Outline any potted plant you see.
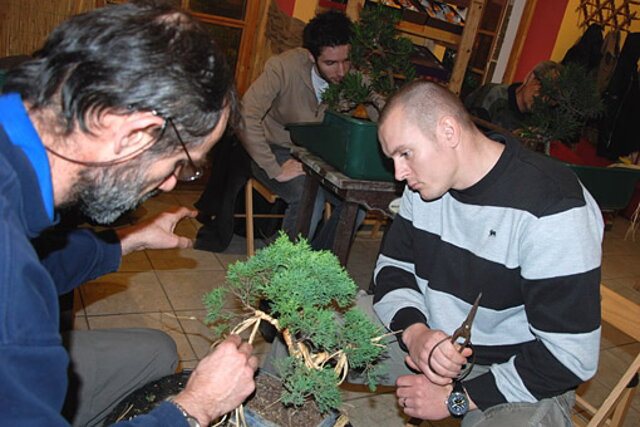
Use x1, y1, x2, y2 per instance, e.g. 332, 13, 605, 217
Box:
204, 233, 389, 426
105, 234, 389, 426
288, 2, 416, 182
517, 62, 604, 153
322, 2, 415, 117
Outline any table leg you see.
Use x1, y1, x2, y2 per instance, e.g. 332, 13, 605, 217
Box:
333, 202, 360, 266
294, 173, 320, 239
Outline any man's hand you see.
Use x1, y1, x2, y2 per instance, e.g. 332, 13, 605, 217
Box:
396, 373, 452, 420
172, 335, 258, 425
396, 373, 477, 420
402, 323, 472, 385
116, 206, 197, 255
274, 159, 304, 182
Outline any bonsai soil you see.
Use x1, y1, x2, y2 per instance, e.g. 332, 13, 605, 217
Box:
103, 371, 331, 427
243, 373, 328, 427
103, 371, 190, 425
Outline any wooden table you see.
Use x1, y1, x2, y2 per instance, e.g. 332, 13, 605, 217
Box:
292, 147, 404, 265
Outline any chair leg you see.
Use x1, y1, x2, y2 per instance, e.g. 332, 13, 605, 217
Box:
245, 179, 255, 257
324, 202, 332, 223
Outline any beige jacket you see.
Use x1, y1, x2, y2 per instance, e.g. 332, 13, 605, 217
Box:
240, 48, 326, 179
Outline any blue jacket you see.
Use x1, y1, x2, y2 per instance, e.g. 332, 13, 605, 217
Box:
0, 93, 187, 426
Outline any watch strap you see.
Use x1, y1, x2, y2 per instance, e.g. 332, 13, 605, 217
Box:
166, 396, 202, 427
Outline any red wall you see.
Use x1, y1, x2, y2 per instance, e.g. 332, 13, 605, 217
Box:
277, 0, 296, 16
513, 0, 569, 81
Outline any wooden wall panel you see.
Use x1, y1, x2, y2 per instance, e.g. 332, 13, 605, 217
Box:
0, 0, 98, 58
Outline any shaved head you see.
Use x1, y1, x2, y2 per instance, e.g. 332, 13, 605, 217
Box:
380, 81, 474, 140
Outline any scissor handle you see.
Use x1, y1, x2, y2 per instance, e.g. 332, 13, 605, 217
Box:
450, 325, 472, 349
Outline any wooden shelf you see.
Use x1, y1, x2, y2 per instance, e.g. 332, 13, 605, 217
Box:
396, 20, 461, 47
347, 0, 485, 95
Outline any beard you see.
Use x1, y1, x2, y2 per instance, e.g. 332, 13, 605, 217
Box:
74, 160, 158, 225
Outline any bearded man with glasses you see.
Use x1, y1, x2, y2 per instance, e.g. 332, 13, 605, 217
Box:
0, 2, 256, 426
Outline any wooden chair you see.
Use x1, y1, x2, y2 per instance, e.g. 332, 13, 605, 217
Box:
241, 178, 284, 256
362, 210, 389, 239
573, 285, 640, 426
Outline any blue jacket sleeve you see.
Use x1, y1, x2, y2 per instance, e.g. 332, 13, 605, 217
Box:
32, 228, 122, 295
111, 402, 189, 426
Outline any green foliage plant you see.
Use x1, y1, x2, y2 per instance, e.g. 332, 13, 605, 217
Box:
323, 2, 416, 117
520, 62, 603, 147
203, 233, 389, 417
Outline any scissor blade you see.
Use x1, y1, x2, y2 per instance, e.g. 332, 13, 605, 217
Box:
464, 292, 482, 327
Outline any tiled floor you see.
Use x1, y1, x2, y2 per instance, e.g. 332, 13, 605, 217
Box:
73, 189, 640, 426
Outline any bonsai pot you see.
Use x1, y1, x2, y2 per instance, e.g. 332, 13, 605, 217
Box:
287, 111, 396, 182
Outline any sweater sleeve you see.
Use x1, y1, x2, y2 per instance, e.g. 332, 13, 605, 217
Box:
240, 56, 286, 179
33, 228, 122, 295
111, 402, 188, 426
372, 189, 428, 348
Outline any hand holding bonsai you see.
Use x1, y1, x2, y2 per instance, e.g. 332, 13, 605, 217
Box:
171, 335, 258, 426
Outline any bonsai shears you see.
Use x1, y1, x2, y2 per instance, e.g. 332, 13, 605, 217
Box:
449, 292, 482, 350
427, 292, 482, 379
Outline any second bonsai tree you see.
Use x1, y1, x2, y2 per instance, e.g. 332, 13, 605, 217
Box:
322, 2, 416, 118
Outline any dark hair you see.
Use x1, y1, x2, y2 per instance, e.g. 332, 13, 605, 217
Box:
303, 10, 352, 59
380, 81, 474, 139
2, 1, 236, 151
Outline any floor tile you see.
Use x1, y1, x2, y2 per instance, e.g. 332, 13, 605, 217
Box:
119, 250, 153, 272
146, 247, 224, 271
155, 269, 239, 311
79, 271, 172, 315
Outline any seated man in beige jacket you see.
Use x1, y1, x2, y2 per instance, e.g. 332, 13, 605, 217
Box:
239, 10, 357, 248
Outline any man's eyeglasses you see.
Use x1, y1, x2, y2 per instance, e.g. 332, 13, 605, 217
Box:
45, 116, 203, 182
166, 118, 203, 182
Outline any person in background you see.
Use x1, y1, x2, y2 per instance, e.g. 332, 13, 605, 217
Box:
464, 61, 561, 132
0, 2, 256, 426
211, 10, 355, 249
367, 80, 603, 425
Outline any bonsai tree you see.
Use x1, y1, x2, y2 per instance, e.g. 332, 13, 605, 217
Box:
203, 233, 389, 422
518, 62, 603, 150
323, 2, 416, 118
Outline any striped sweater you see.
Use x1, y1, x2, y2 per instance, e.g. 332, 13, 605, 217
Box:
373, 134, 603, 410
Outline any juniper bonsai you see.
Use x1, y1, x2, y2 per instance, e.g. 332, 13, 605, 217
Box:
203, 233, 389, 416
519, 62, 603, 147
323, 2, 415, 117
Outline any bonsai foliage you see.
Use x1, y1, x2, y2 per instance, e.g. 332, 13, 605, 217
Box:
203, 233, 388, 414
520, 62, 603, 145
323, 2, 415, 116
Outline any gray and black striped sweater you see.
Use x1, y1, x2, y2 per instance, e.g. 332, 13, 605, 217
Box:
373, 133, 603, 410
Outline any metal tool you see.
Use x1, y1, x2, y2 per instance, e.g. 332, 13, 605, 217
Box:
449, 292, 482, 351
427, 292, 482, 379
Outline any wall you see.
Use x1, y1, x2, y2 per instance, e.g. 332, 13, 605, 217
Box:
293, 0, 318, 22
512, 0, 569, 81
552, 0, 640, 62
513, 0, 640, 82
0, 0, 97, 57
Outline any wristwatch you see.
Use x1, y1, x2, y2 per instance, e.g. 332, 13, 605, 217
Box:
166, 396, 202, 427
446, 380, 469, 417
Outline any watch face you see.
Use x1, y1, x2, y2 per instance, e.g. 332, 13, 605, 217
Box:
447, 391, 469, 417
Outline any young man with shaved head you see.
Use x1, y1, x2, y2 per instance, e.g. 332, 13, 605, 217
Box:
366, 81, 603, 425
